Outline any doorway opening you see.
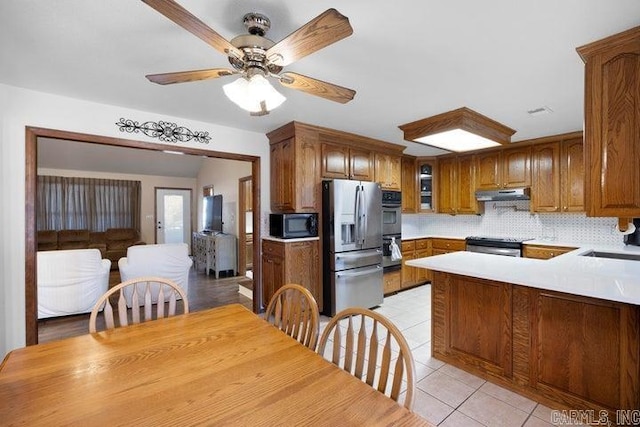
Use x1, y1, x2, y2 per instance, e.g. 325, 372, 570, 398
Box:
25, 127, 262, 345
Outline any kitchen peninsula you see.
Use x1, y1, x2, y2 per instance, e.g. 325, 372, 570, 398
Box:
407, 248, 640, 419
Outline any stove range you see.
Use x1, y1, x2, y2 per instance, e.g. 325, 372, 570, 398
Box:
465, 236, 534, 256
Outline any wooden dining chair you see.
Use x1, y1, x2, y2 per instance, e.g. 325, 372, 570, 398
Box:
89, 276, 189, 333
264, 284, 320, 350
317, 307, 416, 410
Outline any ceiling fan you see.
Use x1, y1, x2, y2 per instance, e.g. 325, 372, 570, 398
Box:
141, 0, 356, 115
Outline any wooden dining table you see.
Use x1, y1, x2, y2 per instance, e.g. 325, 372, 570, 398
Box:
0, 304, 432, 426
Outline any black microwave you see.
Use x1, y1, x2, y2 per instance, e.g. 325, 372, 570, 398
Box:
269, 213, 318, 239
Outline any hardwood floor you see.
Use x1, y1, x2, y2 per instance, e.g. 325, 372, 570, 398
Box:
37, 267, 253, 344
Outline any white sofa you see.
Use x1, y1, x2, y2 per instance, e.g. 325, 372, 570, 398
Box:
118, 243, 192, 304
37, 249, 111, 319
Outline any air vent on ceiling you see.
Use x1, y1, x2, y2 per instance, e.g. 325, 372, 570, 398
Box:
527, 106, 553, 117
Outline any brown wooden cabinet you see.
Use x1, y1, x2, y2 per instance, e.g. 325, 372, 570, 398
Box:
414, 239, 431, 284
267, 125, 321, 213
418, 160, 436, 212
522, 244, 577, 259
437, 154, 481, 215
374, 153, 401, 190
401, 156, 418, 213
400, 240, 416, 288
401, 238, 434, 288
383, 270, 401, 295
578, 26, 640, 219
321, 142, 374, 181
261, 238, 321, 311
476, 145, 531, 190
432, 271, 640, 418
531, 136, 584, 213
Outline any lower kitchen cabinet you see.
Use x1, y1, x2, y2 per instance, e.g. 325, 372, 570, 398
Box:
400, 240, 416, 288
432, 271, 640, 418
261, 238, 321, 311
383, 270, 401, 295
401, 238, 431, 289
431, 238, 465, 255
523, 244, 576, 260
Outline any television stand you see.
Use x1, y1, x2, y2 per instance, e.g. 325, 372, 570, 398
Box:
192, 232, 237, 278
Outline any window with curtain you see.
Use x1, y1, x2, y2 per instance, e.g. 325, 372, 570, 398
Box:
37, 176, 141, 231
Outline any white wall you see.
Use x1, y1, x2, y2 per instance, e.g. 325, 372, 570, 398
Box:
37, 168, 198, 245
0, 83, 271, 357
196, 158, 252, 236
0, 88, 7, 357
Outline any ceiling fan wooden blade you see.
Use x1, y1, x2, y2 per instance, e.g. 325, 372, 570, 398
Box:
266, 9, 353, 67
141, 0, 243, 60
146, 68, 236, 85
279, 72, 355, 104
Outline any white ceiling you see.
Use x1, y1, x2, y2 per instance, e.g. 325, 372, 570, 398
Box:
3, 0, 640, 159
38, 138, 207, 178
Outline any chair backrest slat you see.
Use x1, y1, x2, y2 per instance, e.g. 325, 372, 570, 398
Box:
365, 320, 379, 386
264, 284, 320, 350
89, 277, 189, 333
378, 330, 393, 393
354, 316, 367, 379
144, 282, 153, 321
344, 316, 354, 371
317, 307, 416, 410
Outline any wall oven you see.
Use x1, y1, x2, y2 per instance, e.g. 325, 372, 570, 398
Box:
381, 190, 402, 271
382, 234, 402, 271
382, 190, 402, 236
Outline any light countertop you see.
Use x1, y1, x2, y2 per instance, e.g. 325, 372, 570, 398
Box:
406, 245, 640, 305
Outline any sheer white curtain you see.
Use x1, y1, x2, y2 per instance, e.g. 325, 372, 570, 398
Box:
37, 176, 141, 231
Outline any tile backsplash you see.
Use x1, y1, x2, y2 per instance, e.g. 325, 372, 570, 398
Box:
402, 200, 625, 246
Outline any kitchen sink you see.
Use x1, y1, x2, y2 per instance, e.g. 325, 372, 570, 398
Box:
580, 250, 640, 261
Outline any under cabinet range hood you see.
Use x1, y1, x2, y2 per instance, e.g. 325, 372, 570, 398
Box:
475, 187, 531, 201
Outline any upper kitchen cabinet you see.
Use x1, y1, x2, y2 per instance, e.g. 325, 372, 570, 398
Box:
418, 159, 436, 212
267, 123, 321, 213
267, 121, 406, 211
321, 142, 374, 181
319, 128, 404, 182
374, 153, 401, 190
437, 154, 481, 215
401, 156, 418, 213
476, 145, 531, 190
532, 133, 584, 213
577, 26, 640, 219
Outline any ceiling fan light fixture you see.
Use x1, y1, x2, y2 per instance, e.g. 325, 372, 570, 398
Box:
223, 74, 286, 114
398, 107, 516, 153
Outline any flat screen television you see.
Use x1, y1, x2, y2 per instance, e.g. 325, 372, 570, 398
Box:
203, 194, 223, 233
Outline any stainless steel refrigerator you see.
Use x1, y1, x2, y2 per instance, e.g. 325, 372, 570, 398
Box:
322, 179, 383, 316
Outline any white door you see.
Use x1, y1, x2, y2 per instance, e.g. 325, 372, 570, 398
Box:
156, 189, 192, 249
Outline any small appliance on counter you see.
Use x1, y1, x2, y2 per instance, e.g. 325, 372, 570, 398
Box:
624, 218, 640, 246
269, 213, 318, 239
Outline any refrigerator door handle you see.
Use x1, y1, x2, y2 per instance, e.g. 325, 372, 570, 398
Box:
336, 265, 381, 278
360, 185, 367, 244
335, 249, 382, 261
355, 184, 366, 245
354, 185, 362, 244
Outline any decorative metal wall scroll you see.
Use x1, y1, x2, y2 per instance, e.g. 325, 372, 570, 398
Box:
115, 118, 211, 144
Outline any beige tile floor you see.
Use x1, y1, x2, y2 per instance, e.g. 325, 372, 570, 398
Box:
319, 284, 561, 427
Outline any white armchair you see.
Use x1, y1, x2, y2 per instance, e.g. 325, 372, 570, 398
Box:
37, 249, 111, 319
118, 243, 192, 304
